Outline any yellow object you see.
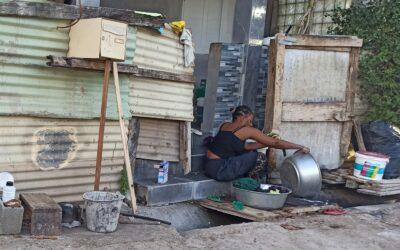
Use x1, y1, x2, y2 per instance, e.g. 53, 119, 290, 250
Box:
68, 18, 128, 61
170, 21, 186, 34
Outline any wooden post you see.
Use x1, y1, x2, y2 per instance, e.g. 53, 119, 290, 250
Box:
113, 62, 137, 213
94, 60, 111, 191
179, 121, 191, 175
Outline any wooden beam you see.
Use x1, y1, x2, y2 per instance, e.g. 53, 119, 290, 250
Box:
112, 62, 137, 213
280, 34, 363, 48
353, 119, 366, 151
264, 34, 286, 168
47, 56, 195, 83
94, 60, 111, 191
0, 1, 165, 28
286, 46, 351, 53
179, 121, 191, 175
340, 48, 361, 157
281, 102, 348, 122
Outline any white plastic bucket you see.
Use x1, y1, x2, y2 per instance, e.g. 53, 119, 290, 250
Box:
83, 191, 124, 233
354, 151, 390, 181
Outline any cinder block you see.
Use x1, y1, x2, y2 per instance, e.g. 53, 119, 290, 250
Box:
0, 200, 24, 235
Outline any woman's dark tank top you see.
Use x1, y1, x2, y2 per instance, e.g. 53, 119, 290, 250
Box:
208, 124, 246, 159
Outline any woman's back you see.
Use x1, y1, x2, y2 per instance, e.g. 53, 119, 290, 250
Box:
207, 123, 246, 159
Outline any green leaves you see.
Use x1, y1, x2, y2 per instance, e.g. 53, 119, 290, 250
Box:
329, 0, 400, 126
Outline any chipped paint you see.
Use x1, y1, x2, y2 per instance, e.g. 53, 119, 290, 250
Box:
31, 127, 78, 170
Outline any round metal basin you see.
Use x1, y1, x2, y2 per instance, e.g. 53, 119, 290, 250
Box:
279, 152, 322, 198
233, 185, 292, 210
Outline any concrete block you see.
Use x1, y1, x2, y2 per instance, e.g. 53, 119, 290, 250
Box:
0, 200, 24, 235
135, 177, 194, 206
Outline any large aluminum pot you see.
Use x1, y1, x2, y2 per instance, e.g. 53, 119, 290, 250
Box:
278, 152, 322, 197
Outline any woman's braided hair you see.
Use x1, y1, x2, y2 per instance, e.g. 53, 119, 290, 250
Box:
231, 105, 253, 121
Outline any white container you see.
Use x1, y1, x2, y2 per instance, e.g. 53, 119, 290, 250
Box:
83, 191, 124, 233
2, 181, 16, 203
157, 161, 169, 184
354, 151, 390, 181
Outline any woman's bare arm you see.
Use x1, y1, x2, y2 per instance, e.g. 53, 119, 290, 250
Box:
241, 127, 309, 153
244, 142, 267, 151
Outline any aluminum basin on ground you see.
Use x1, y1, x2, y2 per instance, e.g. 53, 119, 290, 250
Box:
233, 186, 292, 210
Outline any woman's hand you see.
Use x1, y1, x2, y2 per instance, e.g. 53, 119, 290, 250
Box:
296, 146, 310, 154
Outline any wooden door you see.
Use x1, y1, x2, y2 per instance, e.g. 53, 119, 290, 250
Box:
265, 34, 363, 169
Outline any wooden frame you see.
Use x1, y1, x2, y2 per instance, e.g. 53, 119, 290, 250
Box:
47, 56, 195, 83
0, 1, 164, 28
264, 33, 363, 169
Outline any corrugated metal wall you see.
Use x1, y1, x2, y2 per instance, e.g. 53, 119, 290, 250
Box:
0, 13, 193, 201
0, 16, 135, 120
0, 116, 124, 202
0, 116, 180, 202
134, 27, 193, 75
278, 0, 352, 35
129, 76, 194, 121
137, 118, 180, 162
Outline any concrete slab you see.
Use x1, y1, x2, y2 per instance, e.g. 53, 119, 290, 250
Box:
135, 173, 232, 205
135, 177, 194, 206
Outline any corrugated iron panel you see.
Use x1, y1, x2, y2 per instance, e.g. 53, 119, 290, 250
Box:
0, 116, 124, 202
129, 76, 194, 121
0, 16, 136, 65
0, 116, 181, 202
0, 16, 135, 120
0, 63, 130, 120
137, 118, 180, 162
134, 27, 194, 75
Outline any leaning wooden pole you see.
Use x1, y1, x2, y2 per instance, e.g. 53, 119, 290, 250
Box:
94, 60, 111, 191
112, 62, 138, 213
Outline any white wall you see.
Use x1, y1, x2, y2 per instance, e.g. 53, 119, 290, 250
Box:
182, 0, 236, 54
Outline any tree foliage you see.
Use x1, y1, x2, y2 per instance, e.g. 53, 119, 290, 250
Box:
329, 0, 400, 125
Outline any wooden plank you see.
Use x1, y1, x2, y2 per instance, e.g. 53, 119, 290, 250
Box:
0, 1, 165, 28
94, 60, 111, 191
359, 185, 400, 192
179, 121, 191, 175
357, 189, 400, 197
281, 102, 347, 122
353, 119, 366, 151
340, 48, 360, 157
112, 62, 137, 213
287, 46, 351, 52
47, 56, 195, 83
128, 117, 140, 195
198, 199, 340, 221
264, 33, 286, 168
281, 34, 363, 48
197, 199, 280, 222
344, 175, 400, 185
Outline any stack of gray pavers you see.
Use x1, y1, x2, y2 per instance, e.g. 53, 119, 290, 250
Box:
254, 46, 269, 130
212, 44, 245, 135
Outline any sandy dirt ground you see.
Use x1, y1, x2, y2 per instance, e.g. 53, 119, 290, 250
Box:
1, 203, 400, 250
